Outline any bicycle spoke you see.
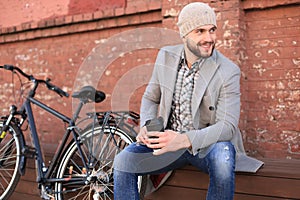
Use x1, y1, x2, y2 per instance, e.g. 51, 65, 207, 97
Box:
55, 126, 134, 200
0, 139, 15, 150
0, 121, 21, 200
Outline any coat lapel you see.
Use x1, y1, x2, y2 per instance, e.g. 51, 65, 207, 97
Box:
161, 46, 183, 125
160, 46, 219, 126
192, 51, 219, 120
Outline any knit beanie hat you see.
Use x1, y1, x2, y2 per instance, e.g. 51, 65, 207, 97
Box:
177, 2, 217, 37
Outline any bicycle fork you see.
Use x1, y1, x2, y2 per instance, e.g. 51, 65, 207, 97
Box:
0, 105, 18, 143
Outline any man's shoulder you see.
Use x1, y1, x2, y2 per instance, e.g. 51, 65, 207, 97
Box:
160, 44, 183, 56
161, 44, 183, 50
214, 50, 240, 73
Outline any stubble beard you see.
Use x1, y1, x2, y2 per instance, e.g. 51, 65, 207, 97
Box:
186, 38, 215, 58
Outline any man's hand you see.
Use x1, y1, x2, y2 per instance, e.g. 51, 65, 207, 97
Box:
146, 130, 191, 155
136, 126, 149, 145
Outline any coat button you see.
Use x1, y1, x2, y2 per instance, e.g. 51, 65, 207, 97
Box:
209, 106, 215, 111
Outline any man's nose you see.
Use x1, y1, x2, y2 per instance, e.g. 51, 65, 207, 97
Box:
203, 31, 213, 42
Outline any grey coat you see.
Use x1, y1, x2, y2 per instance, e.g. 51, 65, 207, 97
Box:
140, 44, 263, 173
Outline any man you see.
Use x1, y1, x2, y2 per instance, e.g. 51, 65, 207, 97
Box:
113, 2, 263, 200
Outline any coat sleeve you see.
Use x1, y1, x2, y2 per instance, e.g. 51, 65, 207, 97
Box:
185, 67, 241, 155
140, 49, 164, 127
140, 45, 182, 127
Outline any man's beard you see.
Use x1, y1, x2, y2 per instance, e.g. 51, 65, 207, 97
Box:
186, 38, 215, 58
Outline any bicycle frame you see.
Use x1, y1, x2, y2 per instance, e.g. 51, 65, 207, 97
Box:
0, 65, 142, 199
15, 95, 88, 184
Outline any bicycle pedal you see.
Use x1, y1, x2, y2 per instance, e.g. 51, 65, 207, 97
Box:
22, 146, 36, 158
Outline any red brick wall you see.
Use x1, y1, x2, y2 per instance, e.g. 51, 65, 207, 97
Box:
0, 0, 125, 28
242, 2, 300, 159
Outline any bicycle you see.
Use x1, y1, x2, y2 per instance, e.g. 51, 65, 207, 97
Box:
0, 64, 146, 200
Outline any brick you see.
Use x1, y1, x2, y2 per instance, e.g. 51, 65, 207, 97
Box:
93, 10, 104, 19
3, 33, 18, 42
15, 24, 23, 32
33, 29, 42, 38
45, 18, 55, 27
116, 16, 129, 26
38, 20, 47, 28
73, 14, 83, 23
7, 26, 16, 33
148, 0, 161, 10
103, 8, 115, 17
18, 32, 27, 41
55, 16, 65, 26
82, 21, 98, 32
64, 15, 73, 24
125, 5, 137, 15
106, 18, 118, 28
134, 1, 149, 12
28, 30, 39, 39
96, 19, 108, 29
242, 0, 300, 10
30, 21, 38, 29
115, 7, 125, 16
40, 29, 51, 37
128, 14, 140, 25
49, 27, 62, 36
83, 13, 93, 21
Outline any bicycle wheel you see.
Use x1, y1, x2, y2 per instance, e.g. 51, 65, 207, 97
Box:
0, 120, 22, 200
55, 125, 146, 200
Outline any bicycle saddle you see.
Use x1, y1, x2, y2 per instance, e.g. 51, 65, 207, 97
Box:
72, 86, 106, 103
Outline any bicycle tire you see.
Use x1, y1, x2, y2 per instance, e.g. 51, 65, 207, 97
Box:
54, 125, 146, 200
0, 120, 22, 200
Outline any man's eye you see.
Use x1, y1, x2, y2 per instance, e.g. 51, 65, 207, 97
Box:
196, 29, 205, 34
209, 28, 217, 33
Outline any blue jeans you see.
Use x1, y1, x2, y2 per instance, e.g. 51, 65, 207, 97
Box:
114, 141, 235, 200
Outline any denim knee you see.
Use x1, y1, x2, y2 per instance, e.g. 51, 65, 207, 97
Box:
113, 143, 150, 173
207, 142, 235, 180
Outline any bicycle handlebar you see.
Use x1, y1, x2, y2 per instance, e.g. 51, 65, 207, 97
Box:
1, 64, 69, 98
45, 78, 69, 97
